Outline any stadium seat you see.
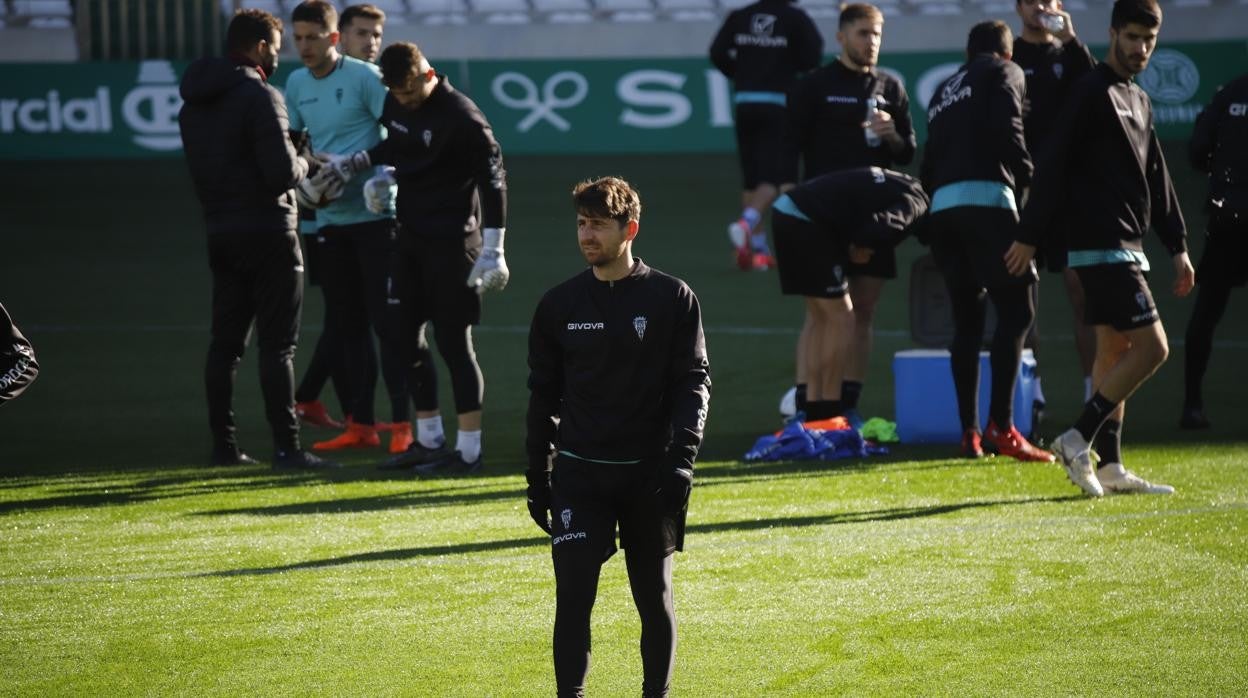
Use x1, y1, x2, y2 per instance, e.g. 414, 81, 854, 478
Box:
237, 0, 284, 15
472, 0, 531, 11
533, 0, 593, 11
483, 11, 533, 22
596, 0, 655, 10
655, 0, 715, 9
11, 0, 73, 17
609, 9, 658, 21
408, 0, 470, 13
369, 0, 411, 13
547, 10, 594, 21
670, 8, 718, 19
422, 12, 470, 24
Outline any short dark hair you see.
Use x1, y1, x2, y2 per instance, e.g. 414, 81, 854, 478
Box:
838, 3, 883, 28
379, 42, 425, 87
1111, 0, 1162, 29
340, 4, 385, 31
291, 1, 339, 32
967, 20, 1013, 58
573, 177, 642, 224
226, 9, 283, 54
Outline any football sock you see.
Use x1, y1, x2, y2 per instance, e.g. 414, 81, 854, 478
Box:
795, 383, 808, 413
1073, 392, 1118, 443
740, 206, 762, 233
417, 416, 444, 449
1094, 419, 1122, 464
1033, 376, 1046, 405
749, 231, 770, 254
1084, 376, 1093, 402
840, 381, 863, 410
805, 400, 842, 421
456, 429, 482, 462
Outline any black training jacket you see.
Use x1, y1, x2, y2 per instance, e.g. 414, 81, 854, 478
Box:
0, 302, 38, 405
1189, 72, 1248, 226
368, 77, 507, 238
178, 56, 307, 236
709, 0, 823, 94
785, 167, 929, 249
526, 260, 711, 475
788, 61, 916, 179
1019, 63, 1187, 255
1012, 36, 1096, 156
920, 53, 1032, 196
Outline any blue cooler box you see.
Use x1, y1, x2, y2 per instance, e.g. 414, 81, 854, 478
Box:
893, 349, 1036, 443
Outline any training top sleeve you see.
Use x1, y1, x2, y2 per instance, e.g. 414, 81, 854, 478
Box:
664, 284, 712, 474
991, 61, 1033, 191
1146, 127, 1188, 255
366, 94, 399, 166
465, 107, 508, 230
250, 87, 308, 195
0, 303, 39, 405
708, 12, 738, 79
856, 179, 930, 249
362, 67, 388, 120
526, 293, 563, 474
886, 78, 917, 166
1188, 84, 1226, 173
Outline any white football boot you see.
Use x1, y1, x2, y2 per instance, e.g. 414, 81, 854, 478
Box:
1097, 462, 1175, 495
1051, 428, 1104, 497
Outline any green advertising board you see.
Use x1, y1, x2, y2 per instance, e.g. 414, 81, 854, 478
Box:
1, 40, 1244, 159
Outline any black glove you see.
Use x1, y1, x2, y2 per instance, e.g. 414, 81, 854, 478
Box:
526, 469, 552, 534
657, 467, 693, 516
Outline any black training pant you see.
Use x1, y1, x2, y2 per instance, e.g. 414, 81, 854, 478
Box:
312, 220, 408, 424
930, 207, 1036, 431
204, 228, 303, 454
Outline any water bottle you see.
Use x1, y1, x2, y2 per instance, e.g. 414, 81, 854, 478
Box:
864, 96, 881, 148
1040, 12, 1065, 34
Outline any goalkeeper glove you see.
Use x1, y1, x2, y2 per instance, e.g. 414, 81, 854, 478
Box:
363, 166, 397, 215
467, 227, 510, 293
525, 469, 552, 534
320, 150, 372, 183
294, 167, 342, 209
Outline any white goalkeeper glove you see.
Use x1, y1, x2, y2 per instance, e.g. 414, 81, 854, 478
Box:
319, 150, 372, 183
363, 166, 397, 215
467, 227, 509, 294
294, 166, 343, 209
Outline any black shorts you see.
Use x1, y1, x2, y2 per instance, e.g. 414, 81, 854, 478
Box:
390, 231, 482, 327
549, 455, 685, 561
734, 103, 796, 190
1195, 221, 1248, 288
773, 210, 849, 298
929, 206, 1036, 290
1075, 262, 1158, 330
848, 245, 897, 279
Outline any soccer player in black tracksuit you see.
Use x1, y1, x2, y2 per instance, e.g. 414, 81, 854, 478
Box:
332, 42, 509, 474
1017, 0, 1194, 497
786, 2, 916, 424
1013, 0, 1098, 419
1180, 71, 1248, 429
920, 20, 1053, 463
710, 0, 823, 270
525, 177, 711, 698
771, 167, 928, 421
0, 303, 38, 406
178, 9, 333, 469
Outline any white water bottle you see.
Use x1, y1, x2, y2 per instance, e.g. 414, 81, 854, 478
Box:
864, 96, 881, 147
1040, 12, 1065, 34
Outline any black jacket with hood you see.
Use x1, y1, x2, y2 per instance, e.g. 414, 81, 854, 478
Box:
179, 56, 307, 236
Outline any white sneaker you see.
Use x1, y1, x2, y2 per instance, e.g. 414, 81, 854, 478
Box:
1097, 463, 1175, 495
1052, 429, 1104, 497
727, 219, 749, 250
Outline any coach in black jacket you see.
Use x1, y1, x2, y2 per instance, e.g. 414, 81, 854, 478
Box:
525, 177, 711, 698
179, 9, 328, 470
1180, 71, 1248, 428
921, 21, 1052, 463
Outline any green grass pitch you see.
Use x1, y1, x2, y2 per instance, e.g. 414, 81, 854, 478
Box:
0, 151, 1245, 695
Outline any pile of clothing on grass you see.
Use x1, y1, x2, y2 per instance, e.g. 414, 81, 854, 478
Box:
743, 415, 898, 463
